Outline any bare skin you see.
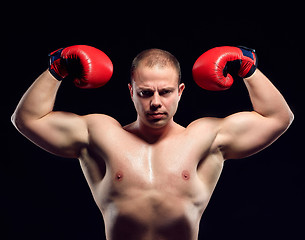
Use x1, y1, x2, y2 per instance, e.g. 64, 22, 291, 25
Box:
12, 63, 293, 240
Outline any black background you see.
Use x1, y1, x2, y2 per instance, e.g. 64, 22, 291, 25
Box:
2, 1, 304, 239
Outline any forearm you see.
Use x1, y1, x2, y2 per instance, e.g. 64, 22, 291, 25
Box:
12, 70, 61, 126
243, 69, 294, 126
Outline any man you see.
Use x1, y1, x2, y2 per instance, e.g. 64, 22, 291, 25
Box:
11, 45, 293, 240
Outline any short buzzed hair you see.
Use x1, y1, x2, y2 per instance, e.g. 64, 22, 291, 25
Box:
130, 48, 181, 84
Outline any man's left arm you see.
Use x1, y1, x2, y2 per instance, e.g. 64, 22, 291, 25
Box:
217, 69, 294, 159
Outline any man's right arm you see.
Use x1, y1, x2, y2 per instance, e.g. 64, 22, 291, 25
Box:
12, 45, 113, 158
11, 70, 89, 158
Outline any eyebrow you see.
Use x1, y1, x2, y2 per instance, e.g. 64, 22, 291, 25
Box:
137, 87, 154, 91
137, 87, 176, 91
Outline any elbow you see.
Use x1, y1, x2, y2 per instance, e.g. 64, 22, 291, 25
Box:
11, 111, 18, 129
11, 110, 28, 133
285, 107, 294, 128
287, 109, 295, 129
288, 109, 295, 125
277, 109, 294, 132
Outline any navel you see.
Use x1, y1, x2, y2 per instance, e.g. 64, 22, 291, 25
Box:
115, 171, 123, 181
182, 170, 190, 180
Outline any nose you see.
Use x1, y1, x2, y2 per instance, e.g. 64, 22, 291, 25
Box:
150, 92, 162, 110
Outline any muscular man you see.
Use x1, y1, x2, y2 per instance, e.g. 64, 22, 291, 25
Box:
11, 45, 293, 240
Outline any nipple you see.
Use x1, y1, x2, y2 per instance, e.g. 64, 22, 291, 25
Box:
182, 170, 190, 180
115, 171, 123, 181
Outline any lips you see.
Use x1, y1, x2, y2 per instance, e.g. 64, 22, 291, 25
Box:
146, 112, 167, 119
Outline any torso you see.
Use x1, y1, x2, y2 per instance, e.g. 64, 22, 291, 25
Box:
79, 114, 224, 240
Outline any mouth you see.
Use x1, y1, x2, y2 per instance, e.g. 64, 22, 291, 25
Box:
146, 112, 168, 120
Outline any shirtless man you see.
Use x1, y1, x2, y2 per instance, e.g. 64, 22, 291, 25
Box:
11, 45, 294, 240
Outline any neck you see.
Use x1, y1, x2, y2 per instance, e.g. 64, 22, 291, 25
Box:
134, 118, 177, 144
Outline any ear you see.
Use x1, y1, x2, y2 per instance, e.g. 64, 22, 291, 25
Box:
178, 83, 185, 97
128, 83, 134, 100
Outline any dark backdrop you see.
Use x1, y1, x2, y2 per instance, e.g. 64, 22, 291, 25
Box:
2, 1, 304, 239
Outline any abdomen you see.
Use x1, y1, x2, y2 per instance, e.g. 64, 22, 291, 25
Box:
103, 190, 200, 240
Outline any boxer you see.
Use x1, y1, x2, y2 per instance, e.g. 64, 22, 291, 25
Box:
12, 45, 293, 240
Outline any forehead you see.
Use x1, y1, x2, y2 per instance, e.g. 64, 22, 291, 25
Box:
132, 65, 179, 88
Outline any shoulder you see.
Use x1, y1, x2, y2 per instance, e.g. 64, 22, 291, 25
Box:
82, 114, 124, 138
185, 117, 224, 152
83, 114, 122, 128
187, 117, 222, 133
81, 114, 129, 149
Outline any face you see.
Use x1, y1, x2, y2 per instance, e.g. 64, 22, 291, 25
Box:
129, 65, 185, 129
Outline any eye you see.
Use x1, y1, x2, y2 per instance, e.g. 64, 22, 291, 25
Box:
138, 90, 154, 98
159, 89, 172, 96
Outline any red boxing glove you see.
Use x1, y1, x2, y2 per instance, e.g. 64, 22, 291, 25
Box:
49, 45, 113, 88
192, 46, 257, 91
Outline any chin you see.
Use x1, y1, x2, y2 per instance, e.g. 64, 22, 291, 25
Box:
146, 119, 169, 129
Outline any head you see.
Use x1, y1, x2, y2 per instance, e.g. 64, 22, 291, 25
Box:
129, 49, 185, 129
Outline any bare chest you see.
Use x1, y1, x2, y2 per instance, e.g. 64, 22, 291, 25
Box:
80, 129, 223, 240
83, 133, 218, 213
102, 135, 206, 189
81, 127, 221, 198
97, 141, 207, 240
